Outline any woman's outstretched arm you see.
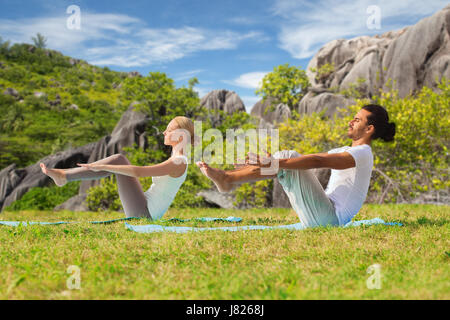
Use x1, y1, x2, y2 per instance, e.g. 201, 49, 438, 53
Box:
77, 157, 187, 178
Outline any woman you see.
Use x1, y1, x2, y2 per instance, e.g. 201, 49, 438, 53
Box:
40, 116, 194, 220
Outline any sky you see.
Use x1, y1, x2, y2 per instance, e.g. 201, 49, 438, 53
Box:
0, 0, 448, 112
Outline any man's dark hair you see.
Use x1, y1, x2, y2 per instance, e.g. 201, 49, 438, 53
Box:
362, 104, 396, 142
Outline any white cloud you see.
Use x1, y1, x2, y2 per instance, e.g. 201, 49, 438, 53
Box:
271, 0, 449, 59
224, 71, 269, 89
0, 13, 140, 51
0, 12, 265, 67
227, 16, 262, 26
173, 69, 205, 81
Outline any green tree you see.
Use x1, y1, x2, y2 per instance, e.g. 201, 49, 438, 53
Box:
188, 77, 199, 90
31, 33, 47, 49
255, 63, 310, 111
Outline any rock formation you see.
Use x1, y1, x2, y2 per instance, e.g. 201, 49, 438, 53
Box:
303, 5, 450, 113
0, 143, 96, 212
54, 193, 88, 212
250, 97, 291, 129
197, 189, 236, 209
298, 92, 354, 117
200, 89, 246, 114
200, 89, 246, 127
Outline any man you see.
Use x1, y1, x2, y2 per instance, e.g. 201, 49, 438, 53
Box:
197, 104, 396, 227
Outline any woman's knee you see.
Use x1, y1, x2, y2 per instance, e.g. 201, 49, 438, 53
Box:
109, 153, 130, 165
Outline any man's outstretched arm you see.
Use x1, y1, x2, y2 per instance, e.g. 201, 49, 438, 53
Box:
277, 152, 356, 170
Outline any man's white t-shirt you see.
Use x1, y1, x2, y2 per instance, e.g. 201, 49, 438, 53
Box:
324, 144, 373, 225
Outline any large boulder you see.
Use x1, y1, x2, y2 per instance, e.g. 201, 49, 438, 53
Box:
53, 193, 89, 212
200, 89, 246, 127
0, 143, 96, 212
298, 92, 355, 117
200, 89, 246, 114
197, 189, 236, 209
0, 164, 26, 211
307, 34, 399, 92
272, 178, 291, 208
381, 5, 450, 96
304, 4, 450, 112
250, 97, 291, 128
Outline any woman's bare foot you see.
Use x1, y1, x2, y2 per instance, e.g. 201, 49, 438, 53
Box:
196, 162, 233, 193
40, 163, 67, 187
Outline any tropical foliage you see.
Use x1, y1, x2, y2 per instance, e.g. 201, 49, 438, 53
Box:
0, 42, 131, 170
255, 63, 310, 111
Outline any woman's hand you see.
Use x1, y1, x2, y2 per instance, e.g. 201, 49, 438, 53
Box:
77, 163, 104, 172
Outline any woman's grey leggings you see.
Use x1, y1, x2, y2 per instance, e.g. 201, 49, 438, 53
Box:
65, 154, 151, 219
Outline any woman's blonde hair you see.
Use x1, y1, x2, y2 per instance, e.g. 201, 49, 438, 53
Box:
172, 116, 196, 146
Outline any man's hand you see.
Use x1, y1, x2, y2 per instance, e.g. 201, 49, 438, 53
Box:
245, 151, 273, 167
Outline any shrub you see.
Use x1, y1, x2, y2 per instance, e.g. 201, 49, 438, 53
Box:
256, 63, 310, 111
4, 181, 80, 211
310, 62, 335, 83
85, 175, 123, 212
234, 180, 273, 208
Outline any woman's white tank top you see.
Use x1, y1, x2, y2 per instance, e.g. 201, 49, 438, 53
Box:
143, 155, 188, 220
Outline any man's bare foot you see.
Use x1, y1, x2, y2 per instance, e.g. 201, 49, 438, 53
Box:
196, 162, 233, 193
40, 163, 67, 187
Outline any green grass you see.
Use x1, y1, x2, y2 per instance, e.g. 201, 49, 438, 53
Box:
0, 204, 448, 299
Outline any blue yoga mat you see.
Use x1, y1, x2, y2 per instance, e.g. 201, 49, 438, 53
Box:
0, 216, 242, 227
162, 216, 242, 223
0, 217, 140, 227
124, 218, 403, 234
